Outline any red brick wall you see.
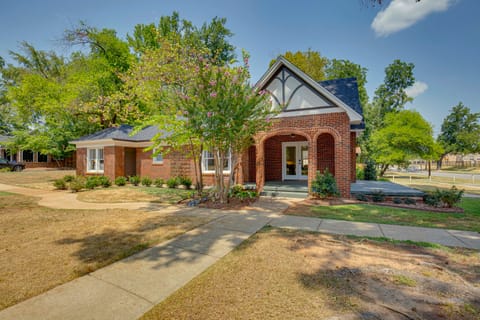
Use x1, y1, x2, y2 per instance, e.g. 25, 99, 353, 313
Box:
264, 134, 307, 181
104, 146, 116, 180
246, 146, 256, 183
255, 112, 353, 197
350, 132, 357, 183
317, 133, 335, 175
76, 148, 86, 176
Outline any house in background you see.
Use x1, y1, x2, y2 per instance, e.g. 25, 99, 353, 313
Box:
72, 56, 364, 197
0, 134, 75, 168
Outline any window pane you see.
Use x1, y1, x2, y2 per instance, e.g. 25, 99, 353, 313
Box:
88, 149, 96, 171
98, 149, 104, 171
207, 158, 215, 171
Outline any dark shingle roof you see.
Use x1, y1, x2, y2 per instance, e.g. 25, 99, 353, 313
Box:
72, 125, 161, 142
319, 77, 365, 130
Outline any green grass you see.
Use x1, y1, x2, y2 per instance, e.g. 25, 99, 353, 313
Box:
288, 198, 480, 232
345, 235, 449, 250
142, 187, 193, 203
392, 275, 417, 287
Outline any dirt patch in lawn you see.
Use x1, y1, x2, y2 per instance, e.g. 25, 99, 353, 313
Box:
0, 169, 74, 188
142, 228, 480, 320
0, 192, 211, 311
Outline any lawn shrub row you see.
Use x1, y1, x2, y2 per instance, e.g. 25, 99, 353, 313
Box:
53, 175, 112, 192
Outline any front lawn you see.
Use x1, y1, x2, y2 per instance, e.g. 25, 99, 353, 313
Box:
142, 228, 480, 320
285, 198, 480, 232
0, 192, 211, 311
76, 186, 192, 204
0, 169, 75, 189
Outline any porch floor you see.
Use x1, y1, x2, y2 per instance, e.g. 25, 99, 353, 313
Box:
351, 180, 424, 197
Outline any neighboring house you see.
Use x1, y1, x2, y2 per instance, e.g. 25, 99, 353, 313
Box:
72, 56, 364, 197
0, 134, 75, 168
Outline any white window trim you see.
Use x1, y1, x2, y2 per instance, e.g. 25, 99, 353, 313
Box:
87, 148, 104, 173
152, 148, 164, 164
202, 150, 231, 173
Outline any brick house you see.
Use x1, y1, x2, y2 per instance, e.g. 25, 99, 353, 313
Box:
72, 56, 364, 197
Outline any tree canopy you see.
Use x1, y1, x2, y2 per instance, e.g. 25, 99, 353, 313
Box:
437, 102, 480, 165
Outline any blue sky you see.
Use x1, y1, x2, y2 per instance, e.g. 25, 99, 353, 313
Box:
1, 0, 478, 135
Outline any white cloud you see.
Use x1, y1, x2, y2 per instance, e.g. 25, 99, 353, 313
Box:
405, 81, 428, 98
371, 0, 454, 37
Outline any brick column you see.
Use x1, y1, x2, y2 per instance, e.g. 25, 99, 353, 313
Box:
308, 136, 317, 193
255, 139, 265, 192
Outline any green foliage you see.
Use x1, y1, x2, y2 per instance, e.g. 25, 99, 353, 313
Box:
178, 176, 192, 189
356, 165, 364, 180
424, 187, 464, 208
141, 176, 152, 187
69, 177, 85, 193
129, 175, 140, 186
85, 176, 101, 189
371, 190, 386, 202
53, 179, 67, 190
355, 194, 369, 202
154, 178, 164, 188
363, 159, 377, 181
311, 169, 340, 198
166, 177, 179, 189
393, 197, 403, 204
404, 198, 416, 205
438, 102, 480, 162
0, 168, 11, 173
98, 176, 111, 188
370, 110, 441, 175
115, 176, 127, 186
272, 49, 328, 81
63, 175, 75, 182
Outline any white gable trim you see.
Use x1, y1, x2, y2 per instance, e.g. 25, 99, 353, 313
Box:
256, 56, 363, 124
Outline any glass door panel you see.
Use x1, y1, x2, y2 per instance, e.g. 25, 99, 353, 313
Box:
300, 146, 308, 176
285, 146, 296, 176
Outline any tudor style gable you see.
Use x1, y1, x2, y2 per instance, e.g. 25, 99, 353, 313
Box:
257, 56, 364, 128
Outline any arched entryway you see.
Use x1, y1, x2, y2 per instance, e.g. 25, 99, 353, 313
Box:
317, 133, 335, 176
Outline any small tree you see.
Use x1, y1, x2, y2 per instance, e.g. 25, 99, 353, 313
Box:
363, 158, 377, 181
311, 169, 340, 198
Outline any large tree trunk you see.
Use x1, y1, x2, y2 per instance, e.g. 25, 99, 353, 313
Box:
437, 153, 446, 170
379, 163, 389, 176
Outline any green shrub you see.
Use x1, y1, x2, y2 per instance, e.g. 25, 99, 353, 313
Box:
129, 175, 140, 186
53, 179, 67, 190
236, 190, 258, 201
364, 159, 377, 181
404, 198, 416, 205
141, 177, 152, 187
63, 175, 75, 182
98, 176, 111, 188
355, 194, 369, 202
371, 190, 385, 202
393, 197, 403, 204
311, 169, 340, 198
229, 184, 244, 197
69, 177, 85, 193
154, 178, 164, 188
178, 176, 192, 189
85, 176, 101, 190
166, 177, 179, 189
423, 192, 441, 207
0, 168, 11, 172
115, 176, 127, 186
438, 186, 464, 208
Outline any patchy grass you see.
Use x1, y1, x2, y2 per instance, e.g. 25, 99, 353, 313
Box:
0, 169, 74, 188
0, 192, 211, 311
285, 198, 480, 232
76, 186, 192, 204
141, 228, 480, 320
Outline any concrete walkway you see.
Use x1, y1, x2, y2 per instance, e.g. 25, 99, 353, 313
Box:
0, 186, 479, 319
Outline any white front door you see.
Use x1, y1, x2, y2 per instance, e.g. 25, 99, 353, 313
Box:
282, 142, 308, 180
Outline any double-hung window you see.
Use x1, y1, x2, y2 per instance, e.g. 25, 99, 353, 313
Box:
202, 150, 231, 173
87, 148, 104, 173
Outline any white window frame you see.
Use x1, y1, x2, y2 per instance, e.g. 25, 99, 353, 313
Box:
152, 148, 164, 164
202, 150, 231, 173
87, 148, 104, 173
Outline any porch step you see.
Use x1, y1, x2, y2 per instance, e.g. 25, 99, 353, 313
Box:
259, 182, 309, 199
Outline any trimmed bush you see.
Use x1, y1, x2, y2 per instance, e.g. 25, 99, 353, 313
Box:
115, 176, 127, 186
154, 178, 164, 188
423, 192, 441, 207
178, 176, 192, 189
69, 177, 85, 193
99, 176, 111, 188
371, 190, 386, 202
438, 186, 464, 208
129, 175, 140, 186
63, 175, 75, 182
85, 176, 100, 190
355, 194, 369, 202
141, 177, 152, 187
166, 177, 179, 189
393, 197, 403, 204
53, 179, 67, 190
311, 169, 339, 198
404, 198, 416, 205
